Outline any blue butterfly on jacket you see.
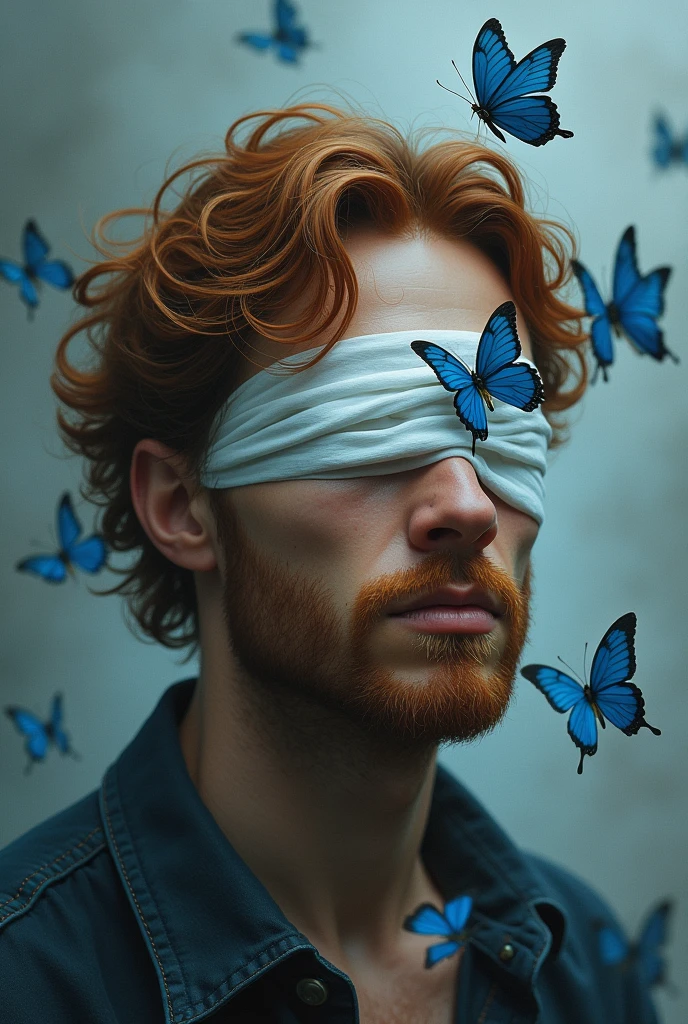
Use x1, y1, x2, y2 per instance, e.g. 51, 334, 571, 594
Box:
596, 900, 674, 989
0, 220, 74, 317
652, 114, 688, 170
437, 18, 573, 146
403, 895, 474, 968
4, 693, 81, 774
521, 613, 661, 774
236, 0, 313, 64
411, 301, 545, 456
572, 226, 677, 383
16, 492, 107, 584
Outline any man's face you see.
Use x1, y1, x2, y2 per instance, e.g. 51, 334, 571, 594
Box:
207, 230, 540, 750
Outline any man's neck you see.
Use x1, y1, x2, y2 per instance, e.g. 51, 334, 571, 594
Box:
178, 663, 447, 975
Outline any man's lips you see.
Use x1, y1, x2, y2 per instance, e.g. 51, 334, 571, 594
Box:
386, 586, 503, 635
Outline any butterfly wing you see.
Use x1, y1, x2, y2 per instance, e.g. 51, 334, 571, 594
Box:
0, 259, 26, 284
16, 554, 67, 583
69, 535, 108, 574
589, 613, 659, 738
444, 895, 472, 933
520, 666, 585, 712
636, 901, 673, 987
472, 19, 516, 109
571, 260, 613, 379
425, 940, 462, 968
476, 303, 544, 410
34, 259, 74, 290
487, 95, 570, 147
652, 114, 675, 169
49, 692, 70, 754
237, 32, 274, 50
521, 665, 596, 772
613, 227, 673, 358
23, 220, 50, 272
276, 0, 307, 45
403, 903, 453, 937
57, 492, 82, 552
598, 923, 630, 966
5, 707, 50, 760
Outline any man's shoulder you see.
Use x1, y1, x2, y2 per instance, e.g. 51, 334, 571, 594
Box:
0, 787, 108, 935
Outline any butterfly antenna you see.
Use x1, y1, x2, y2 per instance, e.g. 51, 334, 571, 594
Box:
436, 79, 473, 106
557, 655, 586, 687
451, 60, 476, 103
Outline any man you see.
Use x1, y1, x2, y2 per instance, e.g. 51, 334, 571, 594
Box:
0, 105, 658, 1023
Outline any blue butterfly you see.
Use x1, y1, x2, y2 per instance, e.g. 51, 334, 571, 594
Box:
596, 900, 674, 989
652, 114, 688, 170
437, 18, 573, 146
521, 613, 661, 774
572, 226, 677, 383
0, 219, 74, 316
4, 693, 81, 774
411, 301, 545, 456
236, 0, 313, 64
403, 895, 473, 968
16, 492, 107, 584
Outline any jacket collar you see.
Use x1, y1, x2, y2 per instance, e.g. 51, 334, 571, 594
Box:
100, 679, 566, 1024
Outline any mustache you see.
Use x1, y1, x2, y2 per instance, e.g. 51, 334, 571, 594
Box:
351, 551, 525, 637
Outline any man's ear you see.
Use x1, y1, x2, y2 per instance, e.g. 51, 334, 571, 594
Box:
130, 439, 218, 572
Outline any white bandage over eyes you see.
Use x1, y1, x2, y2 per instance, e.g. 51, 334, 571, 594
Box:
200, 330, 552, 524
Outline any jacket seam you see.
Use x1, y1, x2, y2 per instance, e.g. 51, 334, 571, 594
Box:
101, 781, 177, 1024
0, 826, 104, 922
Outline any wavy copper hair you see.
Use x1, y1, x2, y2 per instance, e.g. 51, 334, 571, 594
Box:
52, 103, 587, 659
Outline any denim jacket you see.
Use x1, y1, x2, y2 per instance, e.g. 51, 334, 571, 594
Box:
0, 679, 659, 1023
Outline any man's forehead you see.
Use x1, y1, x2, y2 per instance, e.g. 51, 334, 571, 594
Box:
236, 230, 532, 385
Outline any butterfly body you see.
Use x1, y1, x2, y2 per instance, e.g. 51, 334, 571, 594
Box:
0, 219, 74, 315
16, 492, 107, 584
439, 19, 573, 147
572, 226, 676, 382
4, 693, 80, 774
521, 613, 661, 774
411, 301, 544, 456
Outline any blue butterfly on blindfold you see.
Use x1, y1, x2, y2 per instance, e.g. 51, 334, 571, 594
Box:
411, 301, 545, 456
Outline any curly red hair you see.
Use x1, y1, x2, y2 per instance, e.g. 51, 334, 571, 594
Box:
51, 103, 587, 658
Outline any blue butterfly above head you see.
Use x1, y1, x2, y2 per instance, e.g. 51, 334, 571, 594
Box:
403, 895, 474, 968
236, 0, 313, 64
0, 219, 74, 317
437, 18, 574, 146
4, 692, 81, 775
16, 492, 108, 584
411, 300, 545, 456
572, 226, 677, 383
521, 613, 661, 774
652, 113, 688, 170
596, 900, 674, 990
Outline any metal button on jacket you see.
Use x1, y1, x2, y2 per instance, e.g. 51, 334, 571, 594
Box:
499, 942, 516, 962
296, 977, 329, 1005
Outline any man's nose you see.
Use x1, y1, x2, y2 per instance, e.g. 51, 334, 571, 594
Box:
406, 457, 498, 555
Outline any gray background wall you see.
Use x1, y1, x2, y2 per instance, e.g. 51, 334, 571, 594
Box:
1, 1, 685, 1019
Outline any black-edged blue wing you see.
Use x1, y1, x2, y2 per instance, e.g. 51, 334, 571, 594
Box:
237, 0, 312, 64
521, 613, 660, 773
572, 227, 676, 381
403, 895, 473, 968
652, 114, 688, 170
470, 19, 573, 146
612, 227, 675, 363
411, 301, 544, 456
4, 692, 80, 774
0, 220, 74, 315
597, 900, 673, 989
16, 492, 107, 584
